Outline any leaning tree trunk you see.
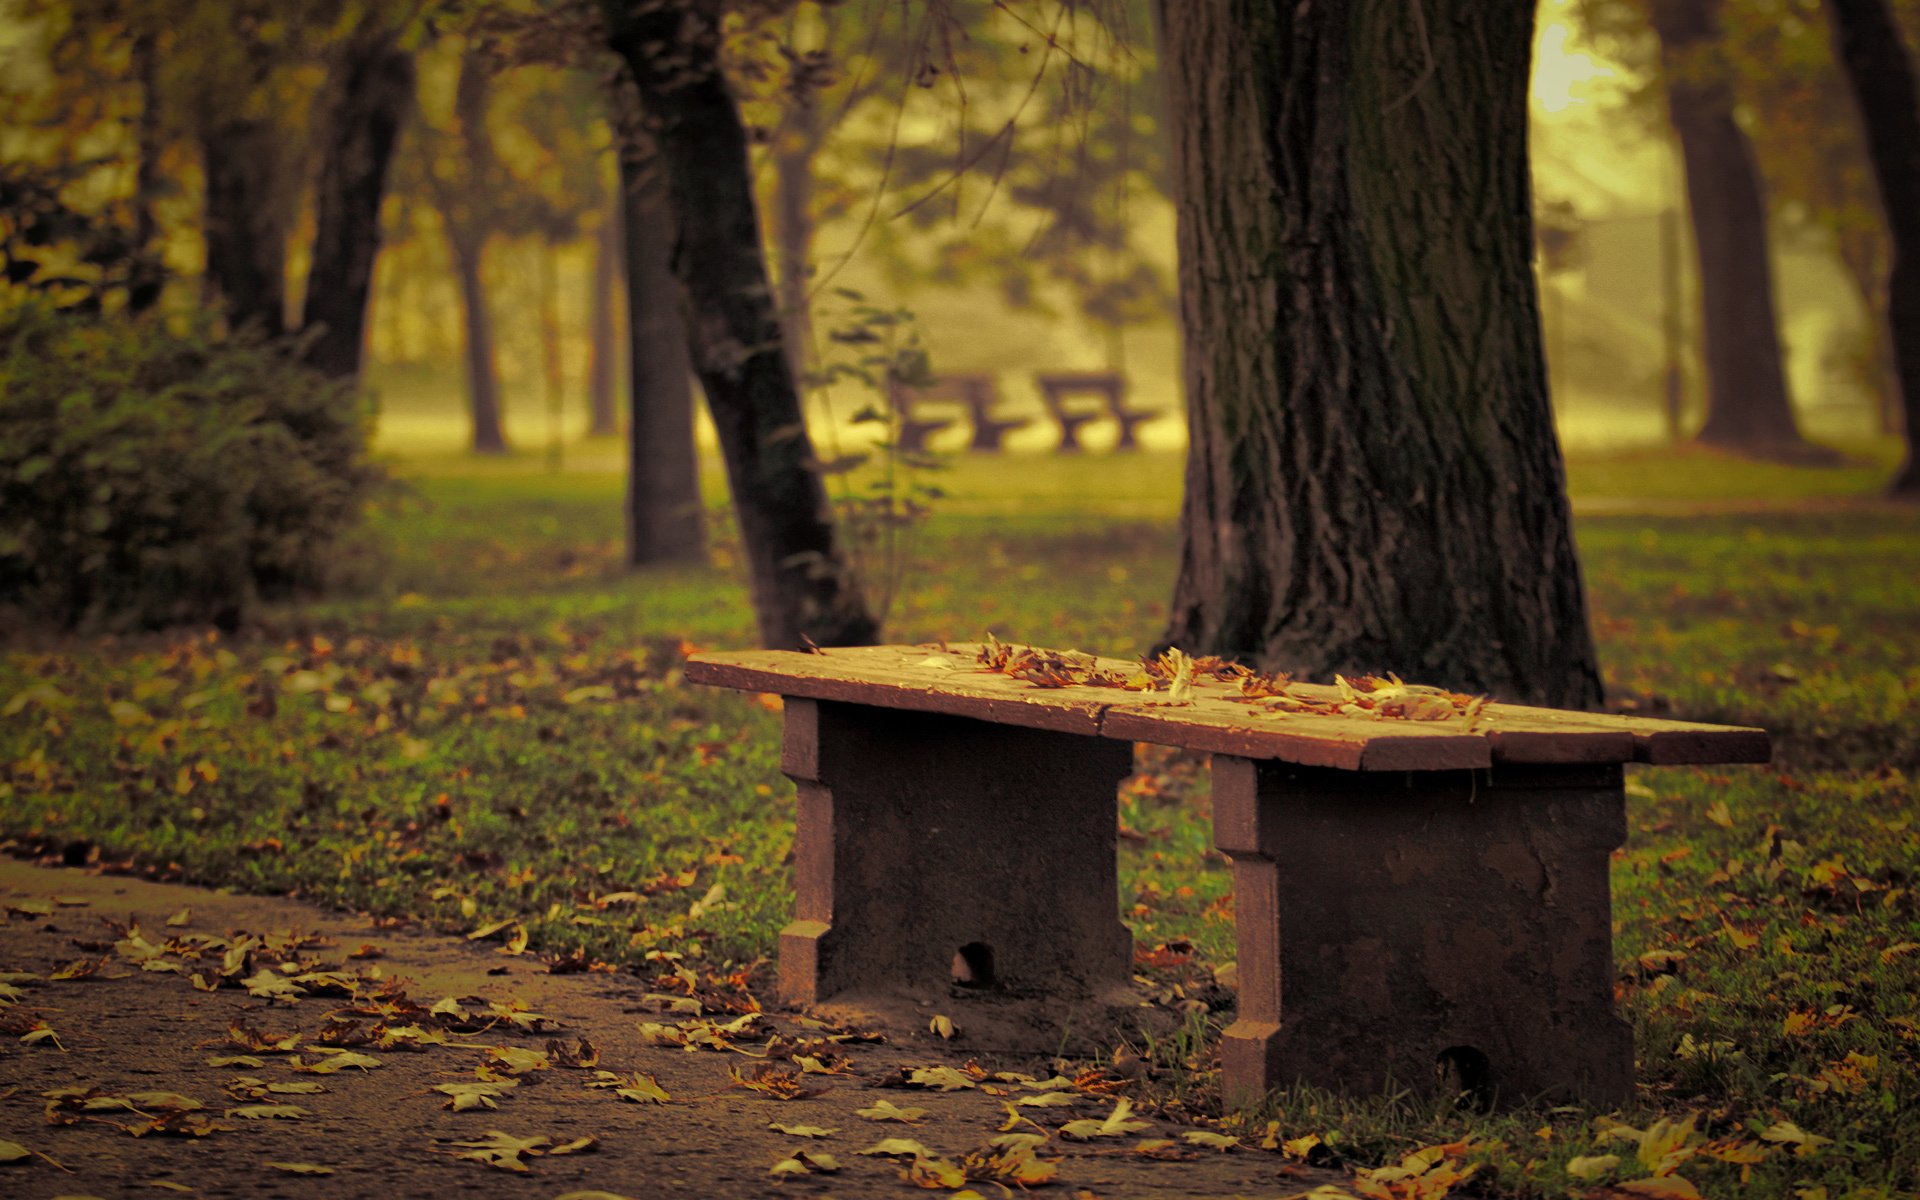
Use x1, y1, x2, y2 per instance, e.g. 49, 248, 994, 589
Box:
302, 27, 415, 380
1648, 0, 1813, 457
447, 229, 509, 455
603, 4, 876, 649
618, 147, 706, 564
1155, 0, 1602, 709
771, 87, 822, 384
586, 192, 623, 438
1826, 0, 1920, 496
200, 115, 287, 335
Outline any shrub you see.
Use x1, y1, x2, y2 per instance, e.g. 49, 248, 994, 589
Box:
0, 302, 384, 630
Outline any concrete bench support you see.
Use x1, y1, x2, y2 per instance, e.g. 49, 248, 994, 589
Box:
778, 699, 1136, 1006
1212, 757, 1634, 1108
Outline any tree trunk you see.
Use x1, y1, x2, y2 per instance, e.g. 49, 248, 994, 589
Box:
603, 4, 876, 650
447, 230, 509, 455
302, 26, 415, 380
127, 29, 164, 313
586, 190, 623, 438
1155, 0, 1602, 709
1648, 0, 1814, 457
200, 115, 286, 335
771, 89, 821, 383
618, 148, 705, 564
1826, 0, 1920, 495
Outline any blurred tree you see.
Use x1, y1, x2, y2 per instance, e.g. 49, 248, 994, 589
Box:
1155, 0, 1602, 708
601, 0, 874, 648
1645, 0, 1815, 456
1825, 0, 1920, 495
420, 41, 511, 454
302, 20, 417, 379
586, 179, 622, 439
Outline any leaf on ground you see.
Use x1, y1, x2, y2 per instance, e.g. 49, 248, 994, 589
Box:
294, 1050, 380, 1074
769, 1150, 840, 1176
856, 1099, 928, 1123
1059, 1097, 1153, 1141
858, 1138, 934, 1158
224, 1022, 300, 1053
226, 1104, 309, 1120
239, 970, 304, 1001
20, 1021, 63, 1049
446, 1130, 590, 1172
206, 1056, 267, 1069
1183, 1130, 1240, 1151
50, 958, 103, 980
1758, 1120, 1832, 1155
436, 1081, 519, 1112
1134, 1138, 1193, 1161
166, 908, 192, 927
1015, 1091, 1080, 1108
465, 918, 516, 941
586, 1071, 669, 1104
266, 1162, 334, 1175
0, 1138, 29, 1164
729, 1063, 823, 1100
769, 1123, 838, 1138
547, 1037, 598, 1068
929, 1014, 957, 1039
1614, 1176, 1702, 1199
901, 1156, 969, 1189
485, 1046, 549, 1075
907, 1066, 976, 1092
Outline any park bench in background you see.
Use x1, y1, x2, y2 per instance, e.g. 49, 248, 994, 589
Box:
1033, 371, 1164, 452
886, 373, 1032, 454
685, 644, 1768, 1109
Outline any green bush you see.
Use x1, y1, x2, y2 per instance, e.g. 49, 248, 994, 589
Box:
0, 302, 384, 630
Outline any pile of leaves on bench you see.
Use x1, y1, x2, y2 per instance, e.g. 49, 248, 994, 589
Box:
965, 635, 1490, 727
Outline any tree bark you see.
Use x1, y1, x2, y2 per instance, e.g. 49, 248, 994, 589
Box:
586, 191, 623, 438
1155, 0, 1602, 709
1647, 0, 1814, 457
771, 85, 821, 383
446, 228, 509, 455
1826, 0, 1920, 495
200, 115, 286, 335
618, 148, 706, 564
433, 45, 509, 455
603, 3, 876, 649
302, 26, 415, 380
127, 29, 164, 313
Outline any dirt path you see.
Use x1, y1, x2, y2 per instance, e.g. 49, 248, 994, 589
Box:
0, 861, 1340, 1199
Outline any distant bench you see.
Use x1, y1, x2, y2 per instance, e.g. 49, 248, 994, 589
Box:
886, 371, 1165, 454
685, 643, 1769, 1108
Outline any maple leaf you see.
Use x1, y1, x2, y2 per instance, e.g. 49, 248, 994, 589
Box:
0, 1138, 32, 1164
448, 1131, 551, 1172
1613, 1177, 1702, 1199
1059, 1097, 1153, 1141
858, 1137, 934, 1158
436, 1080, 519, 1112
294, 1050, 381, 1074
1015, 1091, 1080, 1108
485, 1046, 550, 1075
609, 1074, 671, 1105
769, 1122, 837, 1138
729, 1062, 822, 1100
1183, 1130, 1240, 1151
222, 1021, 301, 1053
906, 1066, 976, 1092
769, 1150, 840, 1176
856, 1099, 928, 1123
1566, 1154, 1620, 1180
547, 1037, 598, 1068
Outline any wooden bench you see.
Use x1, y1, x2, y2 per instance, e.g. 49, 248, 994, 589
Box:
684, 643, 1769, 1108
885, 373, 1032, 453
1032, 370, 1162, 451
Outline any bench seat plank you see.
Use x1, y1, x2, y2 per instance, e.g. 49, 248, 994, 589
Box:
684, 644, 1769, 772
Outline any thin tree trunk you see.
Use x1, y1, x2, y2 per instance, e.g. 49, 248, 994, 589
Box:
586, 190, 623, 438
1648, 0, 1814, 457
1155, 0, 1601, 709
200, 115, 286, 335
302, 26, 415, 380
603, 4, 876, 649
448, 231, 509, 455
618, 148, 705, 564
772, 91, 821, 383
127, 29, 164, 313
1826, 0, 1920, 495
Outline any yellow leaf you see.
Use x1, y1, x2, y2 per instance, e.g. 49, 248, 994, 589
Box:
1283, 1133, 1324, 1159
855, 1099, 927, 1123
1704, 801, 1733, 828
1616, 1176, 1701, 1199
1182, 1130, 1240, 1151
266, 1163, 335, 1175
1565, 1153, 1619, 1180
858, 1138, 934, 1158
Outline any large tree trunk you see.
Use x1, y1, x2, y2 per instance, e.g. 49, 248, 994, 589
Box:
1648, 0, 1814, 457
302, 27, 415, 380
586, 192, 623, 438
1826, 0, 1920, 496
1155, 0, 1602, 709
200, 115, 286, 335
618, 148, 706, 564
603, 4, 876, 649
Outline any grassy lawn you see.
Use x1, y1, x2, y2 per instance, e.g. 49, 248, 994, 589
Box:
3, 443, 1915, 1198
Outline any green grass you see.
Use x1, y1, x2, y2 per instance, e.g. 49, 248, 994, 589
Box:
3, 444, 1916, 1198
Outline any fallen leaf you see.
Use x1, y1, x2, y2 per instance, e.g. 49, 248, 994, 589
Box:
225, 1104, 309, 1120
769, 1150, 840, 1176
907, 1066, 976, 1092
769, 1123, 838, 1138
0, 1138, 28, 1163
858, 1138, 935, 1158
1566, 1154, 1620, 1180
435, 1081, 519, 1112
1015, 1091, 1080, 1108
856, 1099, 928, 1123
1183, 1130, 1240, 1151
1060, 1097, 1153, 1141
1615, 1176, 1702, 1199
265, 1162, 334, 1175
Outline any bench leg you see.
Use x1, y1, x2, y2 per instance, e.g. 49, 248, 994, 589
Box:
778, 699, 1135, 1006
1212, 758, 1633, 1109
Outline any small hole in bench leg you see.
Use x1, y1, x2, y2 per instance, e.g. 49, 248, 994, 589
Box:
1435, 1045, 1493, 1112
951, 943, 996, 989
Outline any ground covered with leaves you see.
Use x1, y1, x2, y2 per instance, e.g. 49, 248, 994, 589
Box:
2, 447, 1916, 1199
